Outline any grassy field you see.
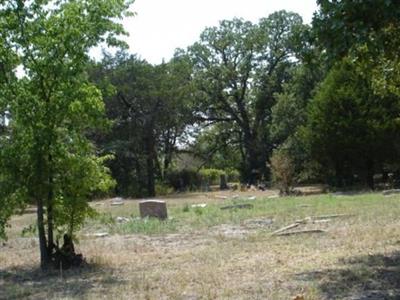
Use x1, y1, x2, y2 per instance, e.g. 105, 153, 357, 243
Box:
2, 189, 400, 299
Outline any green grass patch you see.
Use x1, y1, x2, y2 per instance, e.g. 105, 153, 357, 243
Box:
88, 193, 400, 236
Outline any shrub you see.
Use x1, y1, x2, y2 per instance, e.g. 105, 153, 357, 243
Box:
270, 148, 295, 195
199, 168, 225, 185
225, 168, 240, 182
155, 183, 174, 196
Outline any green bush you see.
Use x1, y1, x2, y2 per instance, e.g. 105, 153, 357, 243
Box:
270, 148, 295, 195
225, 168, 240, 182
199, 168, 226, 185
155, 183, 174, 196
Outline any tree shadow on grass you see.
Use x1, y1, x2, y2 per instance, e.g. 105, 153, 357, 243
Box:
0, 262, 126, 300
296, 251, 400, 300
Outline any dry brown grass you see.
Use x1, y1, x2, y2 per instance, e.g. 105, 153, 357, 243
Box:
2, 190, 400, 299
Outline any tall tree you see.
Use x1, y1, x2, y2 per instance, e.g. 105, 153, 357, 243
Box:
313, 0, 400, 96
0, 0, 132, 269
305, 59, 400, 188
90, 52, 193, 197
313, 0, 400, 60
189, 11, 304, 183
310, 0, 400, 186
269, 28, 327, 182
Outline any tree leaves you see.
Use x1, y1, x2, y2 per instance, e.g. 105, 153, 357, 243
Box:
0, 0, 132, 246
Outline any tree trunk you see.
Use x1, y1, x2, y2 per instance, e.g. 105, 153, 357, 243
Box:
365, 159, 374, 190
46, 154, 54, 255
146, 155, 156, 197
335, 162, 344, 188
37, 197, 50, 270
47, 177, 54, 256
145, 132, 156, 197
242, 131, 261, 185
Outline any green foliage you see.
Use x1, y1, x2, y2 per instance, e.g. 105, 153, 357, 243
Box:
313, 0, 400, 61
182, 204, 190, 213
97, 212, 116, 227
189, 11, 306, 182
199, 168, 225, 185
305, 59, 400, 187
313, 0, 400, 97
190, 125, 242, 172
270, 148, 295, 195
270, 91, 305, 146
115, 217, 179, 235
155, 182, 174, 196
90, 52, 194, 197
0, 0, 132, 266
225, 168, 240, 182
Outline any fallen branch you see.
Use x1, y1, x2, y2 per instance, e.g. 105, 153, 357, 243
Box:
220, 203, 254, 210
271, 222, 301, 235
312, 214, 353, 220
275, 229, 327, 236
271, 213, 351, 236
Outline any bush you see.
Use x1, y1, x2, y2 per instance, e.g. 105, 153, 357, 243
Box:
155, 183, 174, 196
270, 148, 295, 195
199, 168, 225, 185
225, 168, 240, 182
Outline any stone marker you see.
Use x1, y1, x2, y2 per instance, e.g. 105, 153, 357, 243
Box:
191, 203, 207, 208
110, 197, 124, 206
85, 232, 109, 238
139, 200, 168, 220
116, 216, 130, 223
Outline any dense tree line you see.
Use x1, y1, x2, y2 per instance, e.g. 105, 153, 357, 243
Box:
87, 1, 400, 194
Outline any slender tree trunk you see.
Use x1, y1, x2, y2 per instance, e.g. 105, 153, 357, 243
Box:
366, 159, 374, 190
144, 131, 156, 197
146, 154, 156, 197
36, 150, 50, 269
47, 168, 54, 256
163, 142, 173, 179
242, 131, 261, 185
335, 162, 344, 188
37, 197, 49, 270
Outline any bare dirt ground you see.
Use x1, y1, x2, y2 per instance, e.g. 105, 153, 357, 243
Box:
2, 189, 400, 299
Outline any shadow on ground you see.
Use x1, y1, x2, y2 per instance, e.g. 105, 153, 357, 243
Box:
0, 262, 125, 300
296, 250, 400, 299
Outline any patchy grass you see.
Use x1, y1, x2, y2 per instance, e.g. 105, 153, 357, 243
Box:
2, 190, 400, 299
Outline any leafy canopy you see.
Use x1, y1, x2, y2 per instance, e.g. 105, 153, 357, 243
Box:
0, 0, 132, 241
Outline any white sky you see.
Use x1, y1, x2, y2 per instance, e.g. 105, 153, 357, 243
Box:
121, 0, 319, 65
